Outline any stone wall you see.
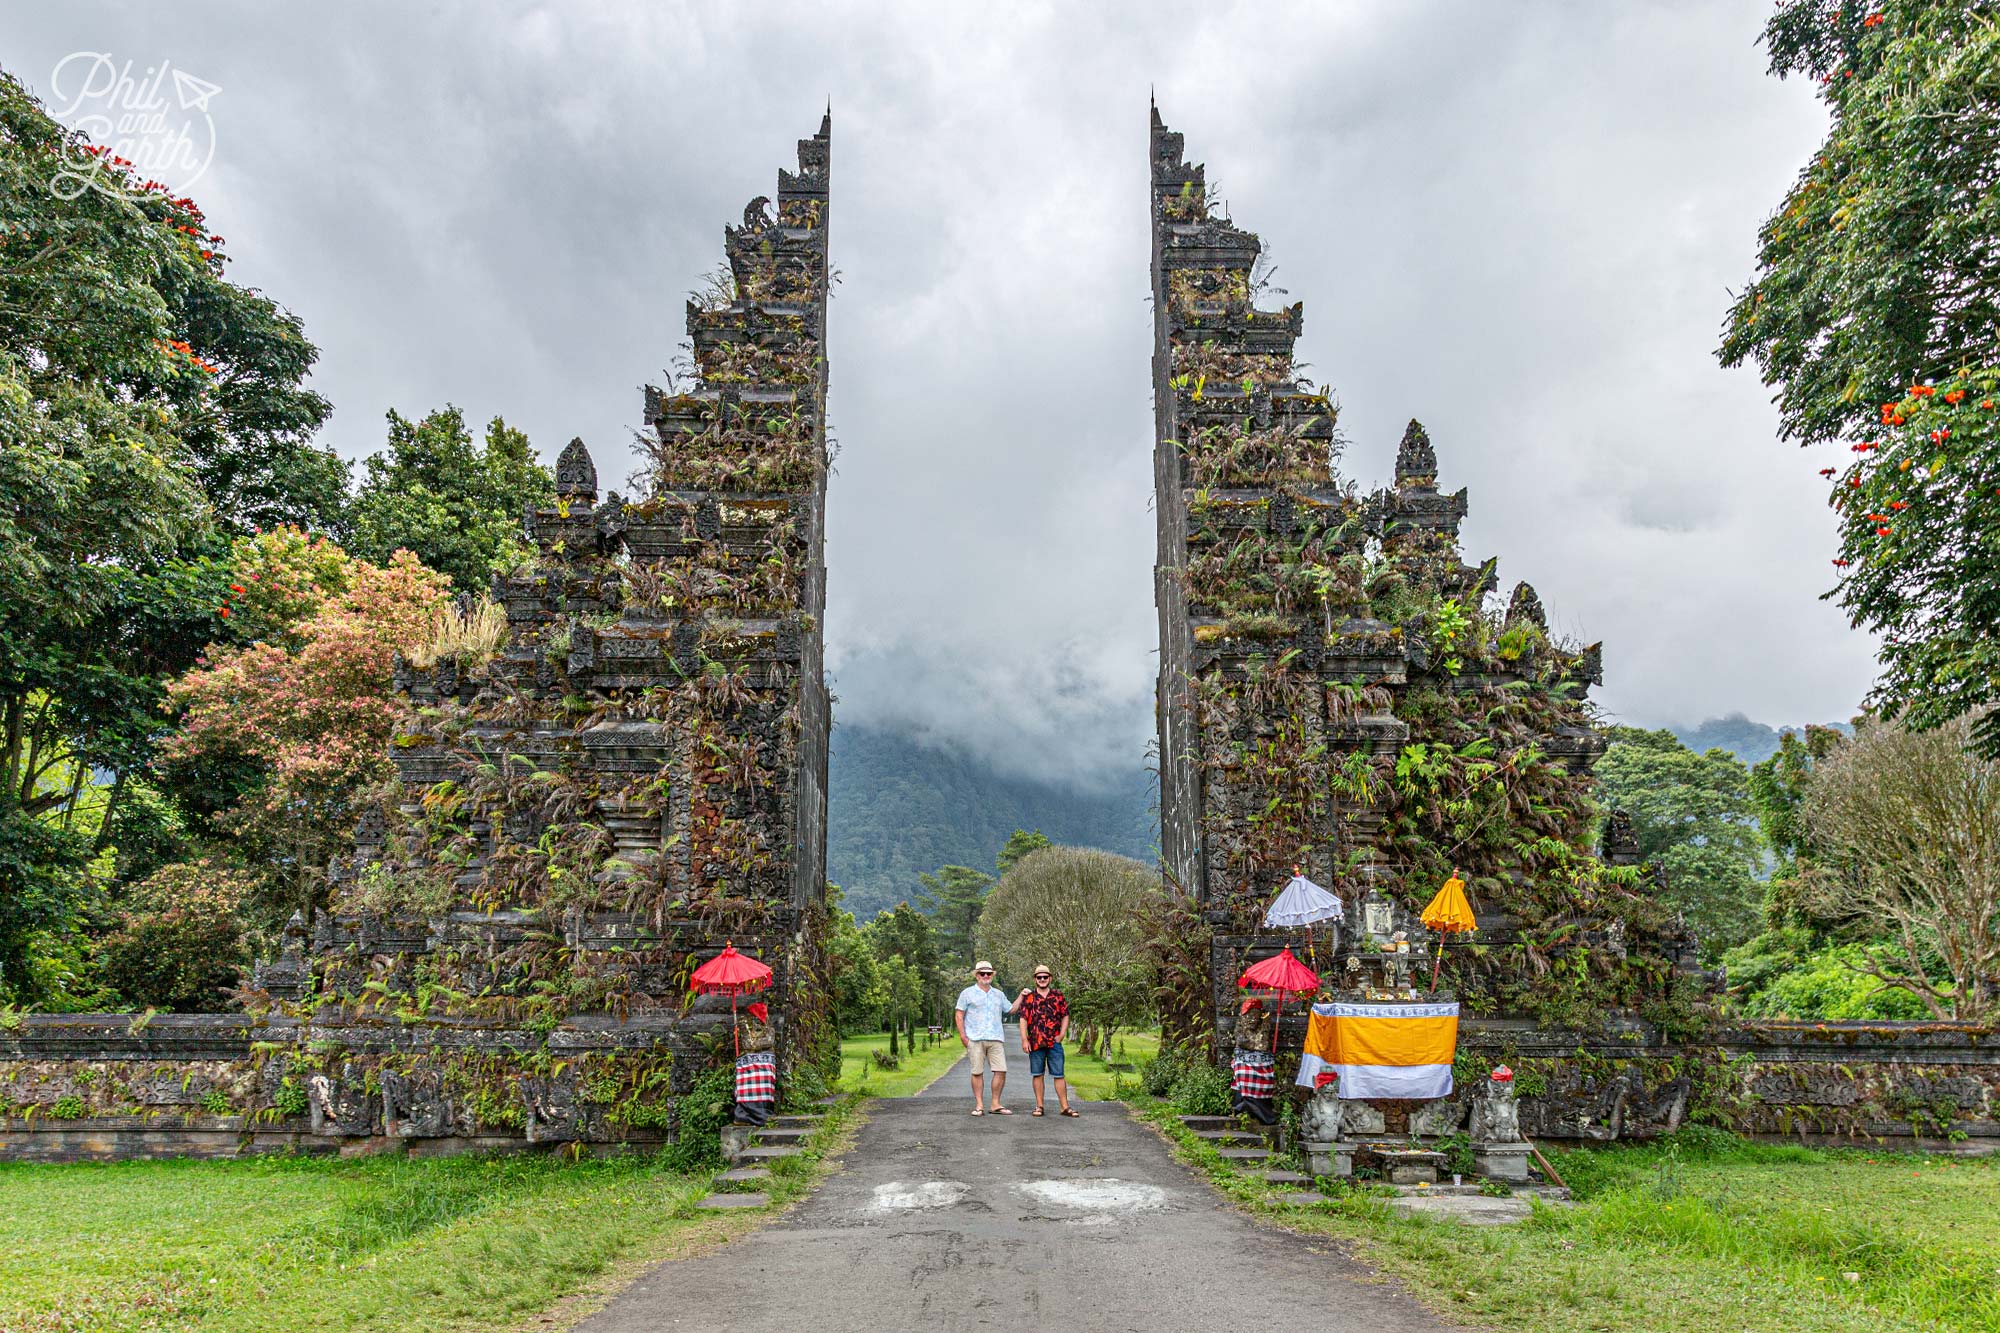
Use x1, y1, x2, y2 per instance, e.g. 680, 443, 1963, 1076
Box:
0, 116, 836, 1163
1458, 1018, 1999, 1148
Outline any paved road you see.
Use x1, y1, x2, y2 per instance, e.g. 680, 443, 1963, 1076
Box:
580, 1037, 1455, 1333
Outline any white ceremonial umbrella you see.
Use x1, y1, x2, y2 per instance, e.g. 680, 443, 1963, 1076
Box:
1263, 872, 1342, 928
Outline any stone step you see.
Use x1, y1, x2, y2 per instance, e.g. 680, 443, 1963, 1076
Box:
736, 1145, 802, 1161
1271, 1191, 1329, 1207
1262, 1169, 1312, 1186
751, 1127, 810, 1145
1194, 1129, 1268, 1145
698, 1192, 770, 1210
1180, 1115, 1239, 1131
771, 1115, 821, 1130
717, 1166, 772, 1186
1216, 1147, 1272, 1162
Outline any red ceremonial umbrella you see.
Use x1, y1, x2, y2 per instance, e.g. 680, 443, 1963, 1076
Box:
690, 942, 773, 1056
1236, 946, 1321, 1037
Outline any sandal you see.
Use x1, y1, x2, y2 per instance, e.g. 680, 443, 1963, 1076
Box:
1060, 1108, 1080, 1117
971, 1108, 983, 1116
991, 1106, 1013, 1115
1031, 1107, 1045, 1116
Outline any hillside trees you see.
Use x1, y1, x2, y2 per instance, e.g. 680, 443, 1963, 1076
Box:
1595, 727, 1765, 954
1720, 2, 2000, 752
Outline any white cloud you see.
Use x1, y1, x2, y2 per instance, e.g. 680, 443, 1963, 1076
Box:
6, 0, 1877, 776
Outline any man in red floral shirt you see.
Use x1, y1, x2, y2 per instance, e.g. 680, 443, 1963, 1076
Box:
1009, 965, 1076, 1117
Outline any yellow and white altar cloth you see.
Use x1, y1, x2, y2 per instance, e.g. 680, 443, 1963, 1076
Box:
1295, 1000, 1459, 1100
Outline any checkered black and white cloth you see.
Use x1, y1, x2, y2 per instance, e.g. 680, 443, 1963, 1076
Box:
1231, 1051, 1276, 1099
734, 1052, 777, 1104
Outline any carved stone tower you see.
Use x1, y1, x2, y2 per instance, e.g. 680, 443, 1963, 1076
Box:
1149, 106, 1661, 1050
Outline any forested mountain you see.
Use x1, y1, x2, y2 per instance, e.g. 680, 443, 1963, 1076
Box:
827, 724, 1156, 920
1669, 714, 1851, 767
826, 714, 1848, 923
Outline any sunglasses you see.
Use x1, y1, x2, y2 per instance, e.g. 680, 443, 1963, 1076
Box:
1034, 974, 1051, 980
976, 970, 993, 975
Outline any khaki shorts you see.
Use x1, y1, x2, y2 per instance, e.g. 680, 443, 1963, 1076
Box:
966, 1039, 1007, 1075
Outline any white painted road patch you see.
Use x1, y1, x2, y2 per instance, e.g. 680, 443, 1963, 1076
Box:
870, 1180, 971, 1211
1015, 1179, 1169, 1215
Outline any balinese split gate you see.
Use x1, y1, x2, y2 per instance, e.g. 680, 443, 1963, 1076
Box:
0, 107, 1993, 1161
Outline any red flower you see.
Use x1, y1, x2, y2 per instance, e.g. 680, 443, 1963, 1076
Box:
1819, 467, 1837, 477
1863, 11, 1884, 26
1876, 526, 1893, 536
1983, 400, 1995, 410
230, 584, 246, 594
1833, 559, 1851, 567
1891, 414, 1906, 425
217, 607, 231, 617
1944, 390, 1966, 404
1911, 385, 1935, 397
1850, 478, 1863, 488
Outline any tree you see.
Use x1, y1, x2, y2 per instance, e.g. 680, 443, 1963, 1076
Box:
161, 545, 451, 923
0, 71, 341, 535
915, 864, 992, 970
1800, 713, 1999, 1021
0, 797, 92, 1002
1595, 727, 1765, 955
826, 894, 886, 1036
996, 828, 1052, 876
1718, 4, 2000, 752
976, 846, 1157, 1056
1, 71, 344, 979
346, 407, 553, 593
864, 902, 947, 1029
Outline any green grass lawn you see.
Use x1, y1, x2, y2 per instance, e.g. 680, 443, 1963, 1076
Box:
0, 1100, 861, 1333
1060, 1030, 1160, 1102
834, 1030, 965, 1098
1134, 1094, 2000, 1333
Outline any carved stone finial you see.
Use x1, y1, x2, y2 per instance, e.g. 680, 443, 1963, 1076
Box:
742, 196, 773, 230
1395, 419, 1437, 486
1602, 809, 1641, 865
1505, 581, 1547, 630
555, 437, 597, 498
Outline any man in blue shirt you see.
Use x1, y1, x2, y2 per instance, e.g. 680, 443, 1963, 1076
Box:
953, 961, 1012, 1116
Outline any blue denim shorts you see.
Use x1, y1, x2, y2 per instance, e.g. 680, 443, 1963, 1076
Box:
1028, 1044, 1065, 1078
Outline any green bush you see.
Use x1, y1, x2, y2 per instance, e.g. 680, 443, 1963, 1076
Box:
1167, 1061, 1230, 1116
1141, 1047, 1190, 1098
658, 1064, 733, 1173
782, 1057, 829, 1112
96, 860, 256, 1011
1736, 942, 1934, 1021
870, 1048, 901, 1071
48, 1095, 85, 1120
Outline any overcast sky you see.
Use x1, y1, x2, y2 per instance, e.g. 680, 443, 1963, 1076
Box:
5, 2, 1871, 786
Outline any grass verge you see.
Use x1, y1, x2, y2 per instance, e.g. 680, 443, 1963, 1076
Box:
0, 1096, 863, 1333
1130, 1094, 2000, 1333
1060, 1030, 1160, 1102
835, 1031, 966, 1098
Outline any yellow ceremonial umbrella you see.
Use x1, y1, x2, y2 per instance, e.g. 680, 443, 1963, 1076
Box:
1421, 870, 1477, 992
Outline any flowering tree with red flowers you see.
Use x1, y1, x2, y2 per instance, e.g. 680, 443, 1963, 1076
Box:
1721, 2, 2000, 754
163, 550, 450, 919
1834, 375, 2000, 753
